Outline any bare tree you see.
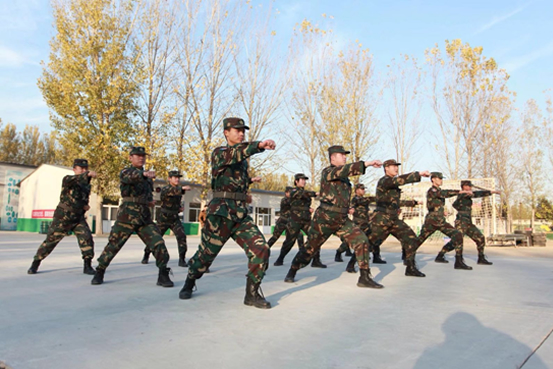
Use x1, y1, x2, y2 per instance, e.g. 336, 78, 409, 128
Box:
385, 55, 423, 174
170, 0, 246, 203
232, 3, 290, 173
519, 99, 545, 230
134, 0, 179, 175
284, 19, 333, 186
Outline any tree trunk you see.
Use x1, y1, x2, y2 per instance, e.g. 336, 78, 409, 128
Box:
95, 194, 104, 235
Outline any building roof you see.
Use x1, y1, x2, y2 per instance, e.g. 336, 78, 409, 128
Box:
17, 163, 73, 186
0, 161, 38, 169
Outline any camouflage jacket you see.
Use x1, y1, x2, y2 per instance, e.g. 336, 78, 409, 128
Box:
277, 196, 292, 224
374, 172, 421, 215
425, 185, 459, 218
158, 184, 185, 223
207, 141, 264, 221
319, 161, 366, 211
350, 195, 375, 224
116, 166, 154, 225
54, 172, 91, 221
289, 187, 317, 222
453, 190, 491, 221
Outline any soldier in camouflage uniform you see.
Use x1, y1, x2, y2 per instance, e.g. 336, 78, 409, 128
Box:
268, 186, 306, 266
417, 172, 472, 270
141, 170, 191, 267
284, 145, 384, 289
179, 117, 276, 309
439, 180, 500, 265
277, 174, 325, 267
368, 159, 430, 277
91, 146, 173, 287
335, 184, 388, 264
27, 159, 96, 275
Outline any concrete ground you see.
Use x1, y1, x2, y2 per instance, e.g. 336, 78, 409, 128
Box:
1, 231, 553, 369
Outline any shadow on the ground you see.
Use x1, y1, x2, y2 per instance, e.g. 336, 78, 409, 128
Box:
413, 312, 548, 369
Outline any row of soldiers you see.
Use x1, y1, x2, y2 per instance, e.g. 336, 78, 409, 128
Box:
26, 117, 499, 309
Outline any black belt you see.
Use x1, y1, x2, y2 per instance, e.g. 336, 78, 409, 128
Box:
212, 191, 248, 201
319, 203, 349, 215
58, 203, 85, 213
122, 197, 150, 205
161, 208, 180, 215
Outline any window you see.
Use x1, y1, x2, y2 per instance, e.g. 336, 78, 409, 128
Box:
188, 202, 201, 222
255, 207, 271, 227
101, 205, 118, 221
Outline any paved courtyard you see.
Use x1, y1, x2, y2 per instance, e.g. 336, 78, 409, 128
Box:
1, 231, 552, 369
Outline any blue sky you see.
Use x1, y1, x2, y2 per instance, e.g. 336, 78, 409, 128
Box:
1, 0, 552, 171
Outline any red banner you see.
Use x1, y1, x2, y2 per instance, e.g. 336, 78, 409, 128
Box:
32, 209, 55, 218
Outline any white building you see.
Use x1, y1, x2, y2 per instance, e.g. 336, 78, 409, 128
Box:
17, 164, 289, 235
0, 161, 38, 231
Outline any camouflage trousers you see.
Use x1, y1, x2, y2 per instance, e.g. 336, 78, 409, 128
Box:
418, 215, 463, 255
33, 217, 94, 261
368, 212, 419, 261
442, 219, 486, 255
97, 221, 169, 270
277, 218, 308, 260
291, 208, 370, 270
188, 214, 269, 284
267, 218, 288, 247
142, 219, 187, 257
337, 222, 384, 256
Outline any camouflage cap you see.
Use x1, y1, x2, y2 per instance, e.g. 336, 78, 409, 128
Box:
328, 145, 351, 155
223, 117, 249, 130
129, 146, 149, 156
355, 183, 365, 189
461, 180, 472, 187
285, 186, 293, 192
168, 170, 183, 178
294, 173, 309, 181
73, 158, 89, 168
383, 159, 401, 167
431, 172, 444, 179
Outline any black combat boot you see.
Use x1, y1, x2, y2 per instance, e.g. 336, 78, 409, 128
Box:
244, 278, 271, 309
157, 267, 174, 287
344, 247, 353, 257
357, 269, 384, 289
284, 268, 297, 283
311, 254, 327, 268
335, 251, 344, 262
477, 255, 493, 265
83, 258, 95, 275
273, 255, 284, 266
27, 260, 41, 274
178, 253, 187, 267
345, 255, 357, 273
402, 249, 408, 265
141, 251, 150, 264
454, 255, 473, 270
405, 259, 426, 277
372, 253, 387, 264
91, 268, 105, 285
179, 277, 196, 299
435, 251, 449, 263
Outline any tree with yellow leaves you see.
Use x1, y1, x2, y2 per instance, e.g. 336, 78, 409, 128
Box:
426, 39, 511, 179
38, 0, 142, 234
